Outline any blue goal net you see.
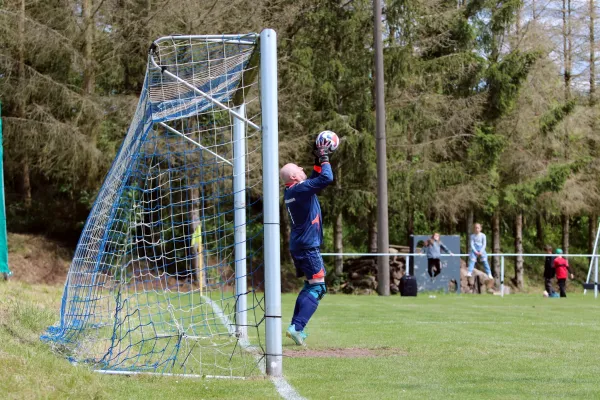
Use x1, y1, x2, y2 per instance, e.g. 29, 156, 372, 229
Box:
42, 34, 268, 378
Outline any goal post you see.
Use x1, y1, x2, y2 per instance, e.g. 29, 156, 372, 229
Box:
260, 29, 283, 377
42, 30, 283, 378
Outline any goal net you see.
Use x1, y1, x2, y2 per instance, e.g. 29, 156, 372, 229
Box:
42, 32, 282, 378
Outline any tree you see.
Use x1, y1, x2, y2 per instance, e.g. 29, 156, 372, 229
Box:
0, 0, 109, 238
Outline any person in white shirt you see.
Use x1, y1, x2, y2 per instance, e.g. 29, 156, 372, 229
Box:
468, 223, 492, 279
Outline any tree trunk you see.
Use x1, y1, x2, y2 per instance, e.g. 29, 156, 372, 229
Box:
83, 0, 95, 96
562, 214, 570, 254
465, 209, 474, 254
492, 212, 501, 282
333, 165, 343, 275
368, 209, 377, 253
147, 0, 152, 41
536, 214, 545, 248
588, 1, 597, 257
563, 0, 572, 101
590, 0, 596, 105
17, 0, 25, 105
589, 214, 598, 254
17, 0, 31, 208
558, 0, 571, 234
406, 202, 414, 247
334, 211, 343, 276
280, 199, 291, 263
514, 213, 524, 290
21, 156, 31, 209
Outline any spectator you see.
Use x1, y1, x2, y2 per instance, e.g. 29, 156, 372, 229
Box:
468, 223, 492, 279
553, 249, 574, 298
420, 233, 453, 278
543, 245, 557, 298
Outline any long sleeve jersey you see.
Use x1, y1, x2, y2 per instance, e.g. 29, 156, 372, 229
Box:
553, 256, 570, 279
420, 241, 450, 259
470, 233, 487, 253
284, 163, 334, 251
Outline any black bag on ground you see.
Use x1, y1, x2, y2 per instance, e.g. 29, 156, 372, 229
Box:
399, 274, 417, 296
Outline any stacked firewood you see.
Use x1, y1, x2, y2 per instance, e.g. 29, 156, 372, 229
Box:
340, 247, 408, 295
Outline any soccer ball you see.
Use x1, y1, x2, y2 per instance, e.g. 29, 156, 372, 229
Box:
316, 130, 340, 151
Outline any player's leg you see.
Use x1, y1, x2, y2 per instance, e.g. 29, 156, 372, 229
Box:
467, 253, 476, 277
287, 249, 326, 345
544, 278, 554, 296
480, 252, 492, 279
288, 282, 326, 345
291, 281, 326, 330
288, 252, 306, 344
427, 258, 435, 277
433, 259, 441, 277
291, 248, 326, 331
558, 278, 567, 297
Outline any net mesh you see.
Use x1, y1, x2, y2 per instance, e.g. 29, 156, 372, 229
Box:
42, 34, 266, 377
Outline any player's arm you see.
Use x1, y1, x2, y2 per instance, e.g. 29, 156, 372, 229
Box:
440, 242, 452, 255
309, 164, 321, 179
296, 163, 333, 194
309, 141, 329, 178
566, 262, 574, 279
294, 141, 334, 194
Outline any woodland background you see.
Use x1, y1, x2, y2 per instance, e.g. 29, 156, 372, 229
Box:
1, 0, 599, 290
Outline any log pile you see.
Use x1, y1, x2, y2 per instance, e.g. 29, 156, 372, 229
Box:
339, 248, 407, 295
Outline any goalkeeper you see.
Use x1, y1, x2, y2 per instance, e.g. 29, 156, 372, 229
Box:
279, 139, 334, 346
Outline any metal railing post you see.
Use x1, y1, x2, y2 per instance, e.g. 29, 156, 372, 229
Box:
500, 256, 505, 298
595, 256, 598, 299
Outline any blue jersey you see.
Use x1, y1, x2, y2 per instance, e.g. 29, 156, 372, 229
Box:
284, 163, 334, 251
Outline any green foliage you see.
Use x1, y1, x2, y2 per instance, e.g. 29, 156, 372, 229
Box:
540, 100, 577, 136
468, 125, 507, 167
486, 51, 541, 120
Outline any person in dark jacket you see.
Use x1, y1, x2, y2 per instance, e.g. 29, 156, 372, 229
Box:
543, 245, 556, 297
420, 233, 453, 278
280, 139, 334, 345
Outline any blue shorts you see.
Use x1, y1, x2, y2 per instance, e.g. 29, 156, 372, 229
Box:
290, 248, 326, 280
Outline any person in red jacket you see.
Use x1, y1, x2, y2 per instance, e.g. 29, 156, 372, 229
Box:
553, 249, 574, 297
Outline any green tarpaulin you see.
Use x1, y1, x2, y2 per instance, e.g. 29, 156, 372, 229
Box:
0, 103, 11, 277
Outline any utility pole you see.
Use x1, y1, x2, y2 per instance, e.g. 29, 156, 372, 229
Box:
373, 0, 390, 296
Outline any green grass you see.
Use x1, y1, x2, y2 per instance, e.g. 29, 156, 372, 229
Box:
0, 282, 276, 400
2, 281, 600, 399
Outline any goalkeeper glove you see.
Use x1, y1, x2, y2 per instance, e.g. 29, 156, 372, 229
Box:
313, 142, 331, 164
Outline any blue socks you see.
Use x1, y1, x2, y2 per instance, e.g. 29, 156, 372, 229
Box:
291, 282, 326, 332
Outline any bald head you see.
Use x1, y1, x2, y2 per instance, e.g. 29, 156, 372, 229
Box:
280, 163, 306, 185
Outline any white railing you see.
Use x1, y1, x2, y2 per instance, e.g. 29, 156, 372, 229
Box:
321, 252, 600, 298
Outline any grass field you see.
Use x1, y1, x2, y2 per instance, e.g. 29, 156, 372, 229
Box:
2, 281, 600, 399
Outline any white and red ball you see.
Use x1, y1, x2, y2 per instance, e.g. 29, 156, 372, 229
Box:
315, 130, 340, 151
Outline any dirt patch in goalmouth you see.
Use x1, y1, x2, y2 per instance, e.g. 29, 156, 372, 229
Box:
284, 347, 406, 358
